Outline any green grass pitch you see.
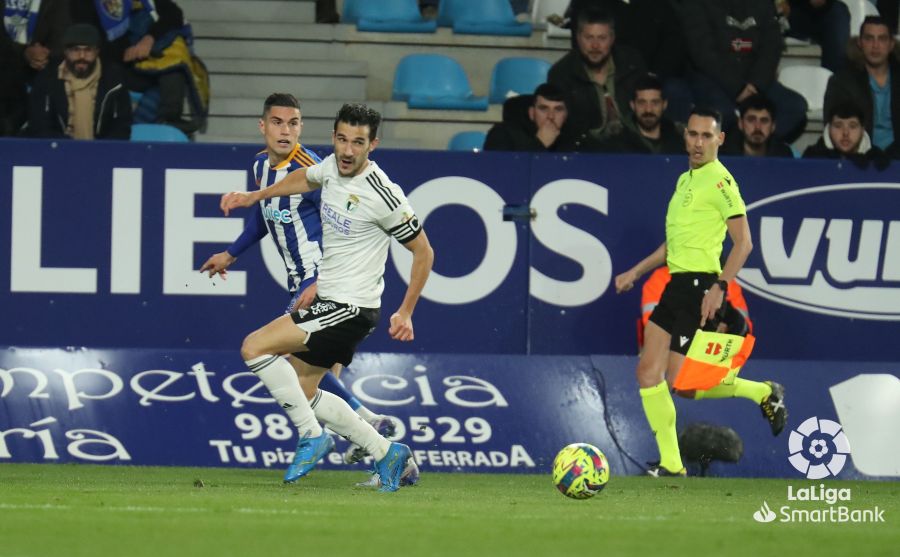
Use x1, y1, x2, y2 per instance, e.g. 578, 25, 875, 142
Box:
0, 463, 897, 557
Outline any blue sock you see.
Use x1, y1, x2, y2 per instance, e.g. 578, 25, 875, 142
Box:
319, 372, 362, 410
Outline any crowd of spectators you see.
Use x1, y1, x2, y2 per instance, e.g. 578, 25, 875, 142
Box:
2, 0, 207, 141
484, 0, 900, 170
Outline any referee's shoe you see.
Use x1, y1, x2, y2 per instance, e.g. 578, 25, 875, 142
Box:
760, 381, 787, 436
646, 462, 687, 478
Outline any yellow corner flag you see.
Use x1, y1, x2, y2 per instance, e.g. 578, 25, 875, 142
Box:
674, 330, 756, 391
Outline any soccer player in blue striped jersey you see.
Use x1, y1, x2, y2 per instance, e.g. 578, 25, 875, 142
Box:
201, 94, 396, 479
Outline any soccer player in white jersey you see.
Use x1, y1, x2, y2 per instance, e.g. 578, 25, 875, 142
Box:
201, 94, 400, 483
220, 103, 434, 492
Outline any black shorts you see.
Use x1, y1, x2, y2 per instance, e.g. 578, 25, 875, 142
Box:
648, 272, 718, 355
290, 296, 379, 368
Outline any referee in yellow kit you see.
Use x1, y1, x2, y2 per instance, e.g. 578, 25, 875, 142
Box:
615, 107, 787, 477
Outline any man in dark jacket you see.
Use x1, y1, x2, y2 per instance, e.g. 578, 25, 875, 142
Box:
824, 16, 899, 158
484, 83, 577, 152
28, 23, 132, 139
3, 0, 70, 80
587, 73, 684, 154
721, 94, 794, 157
548, 7, 646, 142
0, 30, 28, 135
682, 0, 807, 141
803, 103, 890, 170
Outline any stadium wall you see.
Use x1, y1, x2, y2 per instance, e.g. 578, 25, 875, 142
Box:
1, 139, 898, 478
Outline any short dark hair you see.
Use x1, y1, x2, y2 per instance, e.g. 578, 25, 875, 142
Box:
263, 93, 300, 117
334, 103, 381, 140
737, 94, 777, 120
632, 74, 664, 100
575, 7, 615, 34
860, 15, 893, 37
828, 103, 865, 124
688, 106, 723, 129
532, 83, 566, 104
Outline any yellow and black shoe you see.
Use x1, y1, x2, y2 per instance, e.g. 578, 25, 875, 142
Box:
760, 381, 787, 436
646, 462, 687, 477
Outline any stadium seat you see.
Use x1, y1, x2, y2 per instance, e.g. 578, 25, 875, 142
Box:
392, 54, 489, 110
489, 57, 551, 103
342, 0, 437, 33
778, 65, 833, 119
447, 130, 487, 151
437, 0, 532, 36
131, 123, 190, 142
839, 0, 879, 36
531, 0, 570, 38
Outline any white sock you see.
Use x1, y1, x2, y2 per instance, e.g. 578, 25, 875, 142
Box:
311, 390, 389, 460
355, 405, 377, 422
245, 355, 322, 437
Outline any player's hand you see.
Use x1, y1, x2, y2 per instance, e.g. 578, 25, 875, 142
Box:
700, 284, 726, 328
389, 311, 414, 341
614, 269, 638, 293
200, 251, 236, 278
220, 191, 256, 215
292, 282, 317, 311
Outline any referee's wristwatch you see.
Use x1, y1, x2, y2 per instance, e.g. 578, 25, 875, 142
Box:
715, 279, 728, 292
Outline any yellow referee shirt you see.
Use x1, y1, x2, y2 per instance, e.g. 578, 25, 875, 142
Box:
665, 159, 746, 275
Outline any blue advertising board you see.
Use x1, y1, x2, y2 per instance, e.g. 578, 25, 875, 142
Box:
1, 347, 897, 479
1, 138, 899, 360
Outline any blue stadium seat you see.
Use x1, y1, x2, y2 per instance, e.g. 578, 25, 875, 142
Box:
489, 57, 551, 103
438, 0, 532, 36
131, 123, 190, 142
392, 54, 488, 111
448, 130, 487, 151
343, 0, 437, 33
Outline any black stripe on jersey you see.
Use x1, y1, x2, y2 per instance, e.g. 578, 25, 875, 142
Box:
366, 175, 399, 210
389, 220, 422, 244
293, 150, 316, 167
369, 172, 401, 208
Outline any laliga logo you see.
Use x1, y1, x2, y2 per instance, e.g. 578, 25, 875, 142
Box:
738, 184, 900, 321
788, 417, 851, 479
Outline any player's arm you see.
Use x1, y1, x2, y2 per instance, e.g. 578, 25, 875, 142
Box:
615, 242, 667, 293
701, 215, 752, 326
389, 231, 434, 342
221, 167, 320, 215
200, 209, 268, 278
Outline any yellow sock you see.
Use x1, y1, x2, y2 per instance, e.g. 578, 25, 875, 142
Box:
639, 382, 683, 472
695, 378, 772, 404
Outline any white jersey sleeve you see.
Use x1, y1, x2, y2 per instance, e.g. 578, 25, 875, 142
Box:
366, 171, 422, 244
305, 155, 329, 187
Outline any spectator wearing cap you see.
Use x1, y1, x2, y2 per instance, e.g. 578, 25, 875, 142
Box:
484, 83, 577, 152
27, 23, 131, 139
721, 94, 794, 157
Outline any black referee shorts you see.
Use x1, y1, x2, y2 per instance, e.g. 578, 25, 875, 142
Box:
290, 296, 379, 368
648, 272, 719, 355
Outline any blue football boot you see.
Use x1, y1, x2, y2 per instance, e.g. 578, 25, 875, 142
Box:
374, 442, 412, 492
284, 430, 335, 483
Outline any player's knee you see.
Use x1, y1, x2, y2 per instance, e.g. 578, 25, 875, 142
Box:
240, 332, 264, 360
635, 361, 664, 388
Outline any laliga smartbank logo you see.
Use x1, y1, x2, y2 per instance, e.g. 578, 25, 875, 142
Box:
752, 416, 885, 524
738, 183, 900, 321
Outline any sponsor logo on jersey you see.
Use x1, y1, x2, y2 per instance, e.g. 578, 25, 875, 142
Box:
346, 194, 360, 212
262, 205, 292, 224
738, 183, 900, 320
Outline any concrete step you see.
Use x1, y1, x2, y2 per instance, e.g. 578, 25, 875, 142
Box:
203, 58, 367, 77
191, 20, 334, 41
195, 133, 425, 150
194, 39, 338, 61
180, 0, 315, 24
205, 114, 336, 137
210, 97, 386, 117
209, 73, 366, 99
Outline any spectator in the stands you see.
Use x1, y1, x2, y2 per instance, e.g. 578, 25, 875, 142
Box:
484, 83, 578, 152
778, 0, 850, 73
2, 0, 70, 81
803, 103, 890, 169
875, 0, 897, 35
681, 0, 808, 142
548, 6, 646, 142
0, 30, 28, 135
586, 73, 684, 154
70, 0, 206, 135
558, 0, 693, 123
27, 23, 132, 140
824, 16, 899, 158
721, 94, 794, 157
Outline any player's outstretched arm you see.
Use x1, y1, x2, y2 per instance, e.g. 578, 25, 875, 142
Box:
200, 251, 236, 278
615, 242, 666, 293
389, 231, 434, 342
221, 167, 317, 215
